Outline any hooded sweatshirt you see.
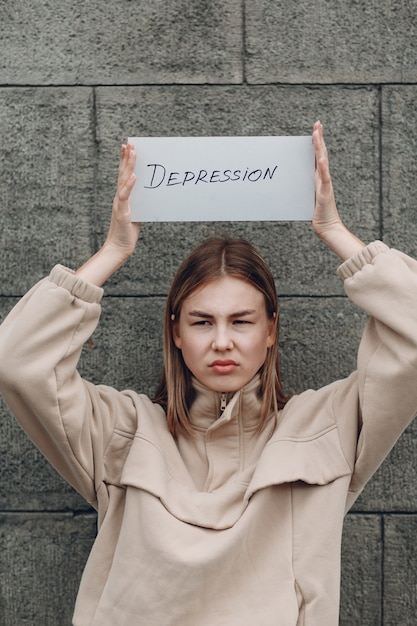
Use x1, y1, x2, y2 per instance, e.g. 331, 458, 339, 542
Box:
0, 241, 417, 625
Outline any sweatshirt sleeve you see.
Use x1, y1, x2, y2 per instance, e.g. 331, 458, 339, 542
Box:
336, 242, 417, 508
0, 265, 139, 508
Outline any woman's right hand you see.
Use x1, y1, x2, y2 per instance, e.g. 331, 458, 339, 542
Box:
75, 143, 141, 286
104, 142, 141, 260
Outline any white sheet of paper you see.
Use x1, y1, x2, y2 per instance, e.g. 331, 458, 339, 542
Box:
128, 136, 315, 222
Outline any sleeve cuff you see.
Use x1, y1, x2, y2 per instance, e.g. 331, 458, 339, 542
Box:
49, 265, 104, 304
337, 241, 390, 281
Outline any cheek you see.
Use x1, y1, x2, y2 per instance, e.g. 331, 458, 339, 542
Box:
178, 339, 205, 377
181, 334, 203, 357
174, 329, 203, 363
250, 333, 273, 366
254, 325, 274, 349
240, 336, 268, 364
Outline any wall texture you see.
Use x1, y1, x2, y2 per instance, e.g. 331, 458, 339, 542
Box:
1, 1, 417, 624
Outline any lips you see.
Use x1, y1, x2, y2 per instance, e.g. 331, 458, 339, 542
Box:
210, 360, 238, 374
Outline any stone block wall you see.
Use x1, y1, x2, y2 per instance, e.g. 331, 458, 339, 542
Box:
1, 1, 416, 624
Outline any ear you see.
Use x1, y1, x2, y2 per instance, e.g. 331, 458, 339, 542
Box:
172, 315, 182, 349
266, 312, 277, 348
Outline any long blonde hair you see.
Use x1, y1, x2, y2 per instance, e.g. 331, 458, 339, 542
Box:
153, 236, 289, 436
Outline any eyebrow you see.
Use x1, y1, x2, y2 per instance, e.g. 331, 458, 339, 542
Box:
187, 309, 256, 319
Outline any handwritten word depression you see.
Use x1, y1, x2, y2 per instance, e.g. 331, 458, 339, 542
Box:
144, 164, 279, 189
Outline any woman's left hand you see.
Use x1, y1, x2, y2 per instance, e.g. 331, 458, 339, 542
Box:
312, 121, 365, 260
312, 121, 342, 237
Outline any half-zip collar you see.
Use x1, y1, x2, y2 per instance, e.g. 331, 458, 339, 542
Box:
188, 375, 264, 432
220, 392, 228, 416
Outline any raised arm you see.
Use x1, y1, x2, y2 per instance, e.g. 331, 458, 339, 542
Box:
76, 142, 141, 286
0, 142, 142, 504
312, 121, 365, 261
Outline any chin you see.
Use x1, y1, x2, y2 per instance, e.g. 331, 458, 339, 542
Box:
208, 377, 247, 394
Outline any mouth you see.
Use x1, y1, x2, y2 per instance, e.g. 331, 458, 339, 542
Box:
210, 360, 238, 374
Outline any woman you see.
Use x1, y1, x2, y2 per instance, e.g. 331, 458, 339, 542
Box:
0, 122, 416, 625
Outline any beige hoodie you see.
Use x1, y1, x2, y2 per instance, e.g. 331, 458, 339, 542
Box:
0, 241, 417, 625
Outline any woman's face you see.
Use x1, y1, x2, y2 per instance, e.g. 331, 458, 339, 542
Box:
173, 275, 275, 393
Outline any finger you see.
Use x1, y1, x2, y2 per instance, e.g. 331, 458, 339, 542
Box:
118, 144, 136, 191
313, 131, 331, 187
317, 156, 332, 186
118, 144, 128, 178
312, 125, 327, 162
118, 142, 135, 175
313, 120, 322, 134
118, 172, 136, 204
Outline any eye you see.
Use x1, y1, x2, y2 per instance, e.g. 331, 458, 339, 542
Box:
233, 319, 251, 325
192, 320, 212, 326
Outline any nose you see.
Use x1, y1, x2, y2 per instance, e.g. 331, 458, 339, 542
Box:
211, 326, 233, 351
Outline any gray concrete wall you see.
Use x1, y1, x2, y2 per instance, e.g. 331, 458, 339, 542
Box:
0, 1, 416, 624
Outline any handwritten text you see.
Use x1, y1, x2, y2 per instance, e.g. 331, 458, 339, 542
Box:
144, 164, 279, 189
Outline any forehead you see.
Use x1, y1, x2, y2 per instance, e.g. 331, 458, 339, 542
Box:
181, 275, 265, 312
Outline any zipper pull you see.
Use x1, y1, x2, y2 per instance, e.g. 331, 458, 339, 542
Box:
220, 393, 227, 414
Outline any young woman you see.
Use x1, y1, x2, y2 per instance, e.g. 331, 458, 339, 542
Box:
1, 122, 417, 625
